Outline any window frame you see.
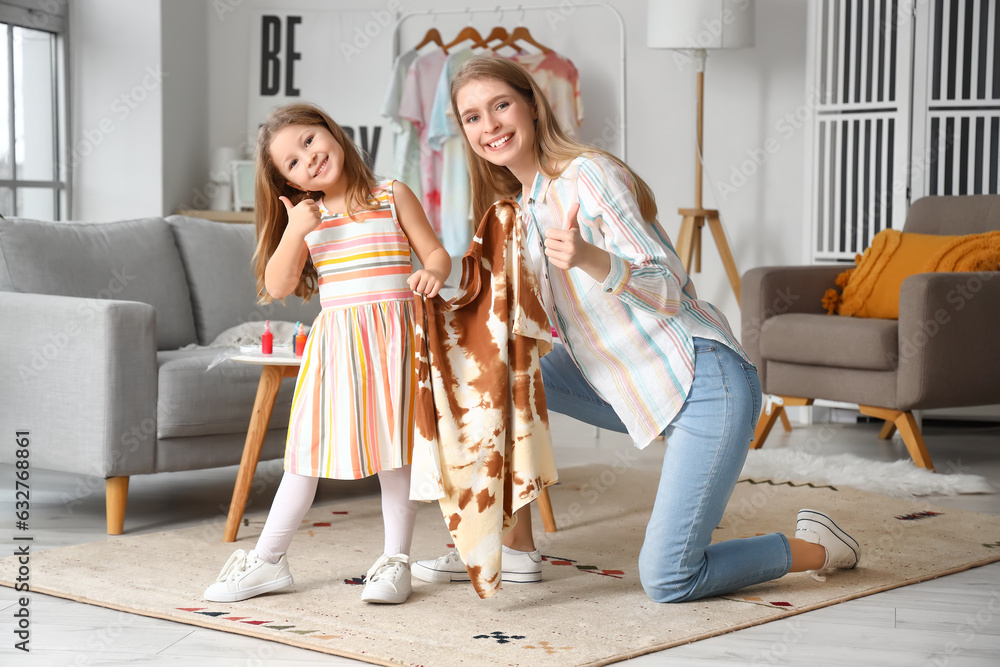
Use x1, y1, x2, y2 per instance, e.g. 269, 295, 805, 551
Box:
0, 0, 70, 220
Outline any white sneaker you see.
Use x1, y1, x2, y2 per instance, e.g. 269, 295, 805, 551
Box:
203, 549, 293, 602
411, 551, 470, 584
411, 548, 542, 584
795, 509, 860, 579
361, 553, 412, 604
499, 547, 543, 583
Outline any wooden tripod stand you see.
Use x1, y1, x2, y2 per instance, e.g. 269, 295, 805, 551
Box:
673, 52, 741, 302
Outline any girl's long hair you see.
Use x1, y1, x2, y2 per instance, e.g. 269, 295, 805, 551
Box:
252, 103, 377, 304
449, 56, 657, 224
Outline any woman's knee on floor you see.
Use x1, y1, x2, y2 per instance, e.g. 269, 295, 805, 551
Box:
638, 553, 705, 603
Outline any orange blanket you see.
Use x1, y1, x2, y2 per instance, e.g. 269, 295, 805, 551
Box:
824, 229, 1000, 318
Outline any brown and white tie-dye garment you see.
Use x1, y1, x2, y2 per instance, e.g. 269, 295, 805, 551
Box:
410, 200, 558, 599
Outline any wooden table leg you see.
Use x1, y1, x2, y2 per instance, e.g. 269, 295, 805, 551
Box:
537, 487, 557, 533
223, 365, 296, 542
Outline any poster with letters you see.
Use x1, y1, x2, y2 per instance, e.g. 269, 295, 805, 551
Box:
247, 8, 396, 179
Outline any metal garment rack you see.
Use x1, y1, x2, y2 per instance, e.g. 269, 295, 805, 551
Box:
390, 2, 627, 160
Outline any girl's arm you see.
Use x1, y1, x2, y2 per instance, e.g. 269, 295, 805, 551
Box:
393, 181, 451, 298
264, 197, 321, 299
547, 156, 684, 318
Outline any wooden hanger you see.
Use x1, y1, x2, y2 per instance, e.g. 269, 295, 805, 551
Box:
444, 25, 488, 51
483, 26, 509, 47
414, 27, 446, 53
494, 26, 553, 54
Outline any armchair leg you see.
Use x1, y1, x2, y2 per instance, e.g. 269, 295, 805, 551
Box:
752, 405, 784, 449
779, 411, 793, 432
751, 396, 813, 449
859, 406, 935, 471
106, 476, 129, 535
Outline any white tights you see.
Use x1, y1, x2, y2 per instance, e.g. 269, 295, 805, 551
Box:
254, 466, 418, 564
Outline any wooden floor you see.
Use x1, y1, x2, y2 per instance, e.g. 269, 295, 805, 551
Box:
2, 415, 999, 666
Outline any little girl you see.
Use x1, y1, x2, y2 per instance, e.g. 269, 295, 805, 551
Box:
204, 103, 450, 605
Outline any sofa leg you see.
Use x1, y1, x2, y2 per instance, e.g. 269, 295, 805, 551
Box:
859, 406, 935, 472
877, 420, 897, 439
106, 476, 129, 535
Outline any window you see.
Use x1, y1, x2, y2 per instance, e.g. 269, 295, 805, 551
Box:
0, 1, 68, 220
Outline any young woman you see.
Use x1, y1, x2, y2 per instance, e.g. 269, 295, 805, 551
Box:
411, 57, 859, 602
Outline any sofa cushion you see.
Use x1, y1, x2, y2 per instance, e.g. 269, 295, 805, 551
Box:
0, 217, 197, 350
764, 361, 898, 408
166, 216, 322, 345
760, 313, 898, 371
156, 349, 296, 438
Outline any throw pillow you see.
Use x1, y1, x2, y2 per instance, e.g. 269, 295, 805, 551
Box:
822, 229, 1000, 319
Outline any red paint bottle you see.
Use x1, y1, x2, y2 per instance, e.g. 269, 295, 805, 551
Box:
295, 323, 306, 357
261, 320, 273, 355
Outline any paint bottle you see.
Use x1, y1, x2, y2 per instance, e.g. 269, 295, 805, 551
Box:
261, 320, 273, 355
292, 321, 301, 355
295, 323, 306, 358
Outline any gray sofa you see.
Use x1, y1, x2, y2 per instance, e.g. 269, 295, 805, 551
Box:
0, 215, 320, 533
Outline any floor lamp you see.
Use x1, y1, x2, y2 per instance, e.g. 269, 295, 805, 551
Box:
647, 0, 755, 302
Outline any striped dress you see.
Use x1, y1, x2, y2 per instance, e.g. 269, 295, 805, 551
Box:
284, 180, 417, 480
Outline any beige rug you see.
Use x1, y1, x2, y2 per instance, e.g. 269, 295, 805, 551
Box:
3, 464, 1000, 666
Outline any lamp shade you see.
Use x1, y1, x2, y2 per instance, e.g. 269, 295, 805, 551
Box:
647, 0, 755, 50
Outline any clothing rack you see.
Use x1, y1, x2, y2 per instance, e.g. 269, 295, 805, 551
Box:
390, 2, 627, 160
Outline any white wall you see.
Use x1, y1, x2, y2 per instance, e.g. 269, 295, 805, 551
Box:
162, 0, 209, 214
70, 0, 164, 220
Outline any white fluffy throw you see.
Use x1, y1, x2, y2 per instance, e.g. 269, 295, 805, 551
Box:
741, 448, 994, 498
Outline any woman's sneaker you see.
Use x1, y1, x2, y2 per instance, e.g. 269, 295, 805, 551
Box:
795, 509, 860, 579
204, 549, 293, 602
411, 547, 542, 584
361, 553, 412, 604
411, 551, 469, 584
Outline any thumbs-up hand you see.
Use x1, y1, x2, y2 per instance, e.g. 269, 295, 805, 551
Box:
279, 196, 322, 237
544, 203, 587, 271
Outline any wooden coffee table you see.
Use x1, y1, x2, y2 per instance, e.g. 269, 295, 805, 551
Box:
222, 350, 559, 541
223, 350, 300, 542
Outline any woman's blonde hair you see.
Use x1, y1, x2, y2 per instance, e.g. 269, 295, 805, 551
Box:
449, 56, 657, 224
252, 103, 377, 303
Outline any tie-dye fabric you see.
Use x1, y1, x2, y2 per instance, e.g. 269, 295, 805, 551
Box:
284, 180, 416, 480
410, 200, 558, 599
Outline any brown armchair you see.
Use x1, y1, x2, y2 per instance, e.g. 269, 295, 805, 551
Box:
741, 195, 1000, 471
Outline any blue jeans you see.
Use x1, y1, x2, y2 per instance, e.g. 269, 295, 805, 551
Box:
542, 338, 792, 602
